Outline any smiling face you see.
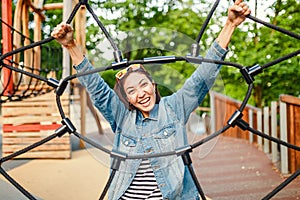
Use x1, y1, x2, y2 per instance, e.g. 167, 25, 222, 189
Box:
123, 72, 156, 118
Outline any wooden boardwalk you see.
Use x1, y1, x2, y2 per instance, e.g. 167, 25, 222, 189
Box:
191, 136, 300, 200
86, 110, 300, 200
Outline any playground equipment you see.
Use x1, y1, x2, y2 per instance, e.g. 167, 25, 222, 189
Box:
0, 0, 299, 199
0, 0, 71, 159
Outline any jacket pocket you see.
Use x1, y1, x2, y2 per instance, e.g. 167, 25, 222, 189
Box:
119, 134, 137, 154
154, 125, 176, 139
153, 125, 176, 152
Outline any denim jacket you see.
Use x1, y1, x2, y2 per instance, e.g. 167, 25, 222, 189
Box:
74, 40, 228, 200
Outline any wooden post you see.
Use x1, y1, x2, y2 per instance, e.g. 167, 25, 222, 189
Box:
209, 92, 216, 134
280, 94, 300, 174
2, 0, 14, 95
62, 0, 72, 91
12, 0, 23, 85
257, 109, 263, 150
248, 109, 254, 143
263, 106, 270, 154
33, 0, 42, 73
43, 3, 63, 10
280, 101, 289, 174
74, 0, 88, 148
271, 101, 279, 163
22, 2, 33, 85
79, 86, 87, 148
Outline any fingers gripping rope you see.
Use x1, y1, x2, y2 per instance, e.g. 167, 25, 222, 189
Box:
0, 0, 300, 200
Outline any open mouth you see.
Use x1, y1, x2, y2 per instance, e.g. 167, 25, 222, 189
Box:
139, 97, 150, 105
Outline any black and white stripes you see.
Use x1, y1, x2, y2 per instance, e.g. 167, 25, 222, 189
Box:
120, 159, 163, 200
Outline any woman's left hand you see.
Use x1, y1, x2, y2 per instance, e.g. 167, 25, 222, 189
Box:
227, 0, 251, 27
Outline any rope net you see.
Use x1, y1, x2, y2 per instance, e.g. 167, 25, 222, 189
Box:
0, 18, 62, 103
0, 0, 299, 200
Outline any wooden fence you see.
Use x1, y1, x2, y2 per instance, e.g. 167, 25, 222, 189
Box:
210, 92, 300, 175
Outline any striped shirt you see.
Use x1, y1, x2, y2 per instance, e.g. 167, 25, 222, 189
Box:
120, 159, 163, 200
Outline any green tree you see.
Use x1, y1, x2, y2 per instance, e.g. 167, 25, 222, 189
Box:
215, 0, 299, 107
13, 0, 298, 109
87, 0, 224, 101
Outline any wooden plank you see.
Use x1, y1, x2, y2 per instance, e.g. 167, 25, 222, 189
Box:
2, 105, 70, 118
3, 144, 71, 152
2, 92, 71, 159
248, 109, 254, 143
271, 101, 279, 163
210, 92, 260, 111
2, 150, 71, 159
3, 124, 62, 132
15, 84, 51, 92
287, 104, 296, 173
43, 3, 63, 10
2, 106, 66, 116
2, 115, 63, 124
2, 92, 69, 103
241, 109, 249, 140
24, 0, 46, 20
2, 131, 66, 137
2, 96, 61, 104
2, 0, 14, 95
293, 106, 300, 171
280, 101, 289, 174
290, 105, 300, 173
257, 109, 263, 149
263, 106, 270, 154
2, 137, 70, 144
280, 94, 300, 106
80, 87, 87, 148
2, 100, 69, 107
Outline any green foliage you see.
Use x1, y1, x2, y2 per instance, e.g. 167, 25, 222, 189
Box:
86, 0, 224, 108
7, 0, 298, 109
220, 0, 300, 107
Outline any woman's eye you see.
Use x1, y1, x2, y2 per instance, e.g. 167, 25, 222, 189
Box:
127, 90, 135, 95
141, 82, 148, 87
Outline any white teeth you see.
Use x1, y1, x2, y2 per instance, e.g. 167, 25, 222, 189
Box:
140, 97, 150, 104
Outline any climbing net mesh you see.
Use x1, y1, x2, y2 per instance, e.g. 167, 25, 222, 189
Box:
0, 18, 62, 103
0, 0, 300, 199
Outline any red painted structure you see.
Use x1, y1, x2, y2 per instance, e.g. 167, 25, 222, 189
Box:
1, 0, 14, 95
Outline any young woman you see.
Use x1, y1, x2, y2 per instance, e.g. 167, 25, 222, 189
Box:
52, 1, 250, 199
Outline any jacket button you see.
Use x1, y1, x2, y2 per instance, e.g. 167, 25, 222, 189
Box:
153, 165, 160, 170
159, 183, 166, 187
145, 148, 153, 153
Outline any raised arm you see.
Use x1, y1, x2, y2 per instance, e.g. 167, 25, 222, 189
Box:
51, 23, 126, 132
169, 0, 251, 122
51, 23, 84, 66
217, 0, 251, 49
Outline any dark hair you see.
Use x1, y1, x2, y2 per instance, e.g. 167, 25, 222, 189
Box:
114, 68, 161, 110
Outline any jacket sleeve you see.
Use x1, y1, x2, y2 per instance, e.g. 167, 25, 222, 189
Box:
166, 40, 229, 123
73, 57, 126, 132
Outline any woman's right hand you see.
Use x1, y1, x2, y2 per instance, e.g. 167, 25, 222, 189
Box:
51, 22, 84, 65
51, 23, 75, 48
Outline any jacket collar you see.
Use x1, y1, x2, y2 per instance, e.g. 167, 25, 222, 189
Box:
137, 104, 159, 122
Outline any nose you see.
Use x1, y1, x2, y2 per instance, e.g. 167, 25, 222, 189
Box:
137, 87, 146, 98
